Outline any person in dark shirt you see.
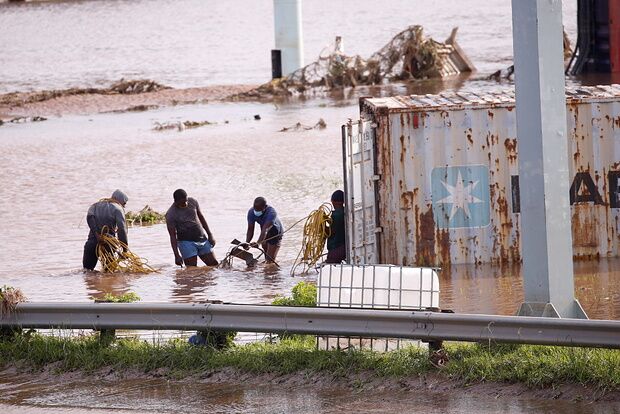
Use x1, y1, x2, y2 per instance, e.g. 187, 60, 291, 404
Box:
244, 197, 283, 263
83, 189, 129, 270
166, 189, 218, 267
326, 190, 346, 264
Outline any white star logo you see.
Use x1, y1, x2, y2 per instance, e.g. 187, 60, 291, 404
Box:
437, 170, 484, 220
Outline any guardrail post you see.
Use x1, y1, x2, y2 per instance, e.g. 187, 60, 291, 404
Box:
511, 0, 588, 318
98, 329, 116, 346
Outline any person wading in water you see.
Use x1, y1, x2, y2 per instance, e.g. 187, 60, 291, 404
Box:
243, 197, 283, 264
83, 189, 129, 271
166, 189, 218, 267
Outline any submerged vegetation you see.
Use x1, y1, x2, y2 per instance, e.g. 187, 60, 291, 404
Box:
271, 281, 317, 307
0, 333, 619, 391
98, 292, 141, 303
125, 205, 166, 226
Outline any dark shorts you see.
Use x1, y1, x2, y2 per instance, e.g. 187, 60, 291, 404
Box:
325, 244, 346, 264
266, 226, 283, 246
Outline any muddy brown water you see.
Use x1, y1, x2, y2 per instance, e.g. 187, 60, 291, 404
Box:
1, 0, 619, 412
0, 0, 578, 94
0, 101, 619, 319
1, 372, 619, 414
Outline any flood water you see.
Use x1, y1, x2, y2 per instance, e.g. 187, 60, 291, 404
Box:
1, 100, 619, 320
0, 0, 577, 93
1, 0, 619, 412
1, 372, 619, 414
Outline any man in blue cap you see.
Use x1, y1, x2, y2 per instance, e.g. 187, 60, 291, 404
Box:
83, 189, 129, 270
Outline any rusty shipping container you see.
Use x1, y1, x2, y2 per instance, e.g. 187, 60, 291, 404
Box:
343, 85, 620, 266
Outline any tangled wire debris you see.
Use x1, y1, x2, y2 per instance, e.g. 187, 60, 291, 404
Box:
0, 286, 26, 318
125, 205, 166, 226
291, 203, 333, 276
97, 231, 157, 274
279, 118, 327, 132
233, 25, 471, 99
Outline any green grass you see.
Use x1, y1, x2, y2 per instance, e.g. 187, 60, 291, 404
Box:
1, 334, 619, 390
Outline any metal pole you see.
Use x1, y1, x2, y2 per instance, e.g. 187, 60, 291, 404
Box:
511, 0, 587, 318
273, 0, 304, 75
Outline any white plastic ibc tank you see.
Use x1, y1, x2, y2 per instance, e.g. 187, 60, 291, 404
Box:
317, 264, 440, 310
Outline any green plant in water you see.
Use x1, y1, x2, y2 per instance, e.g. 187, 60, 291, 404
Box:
271, 281, 317, 340
125, 205, 166, 226
99, 292, 141, 303
272, 281, 317, 307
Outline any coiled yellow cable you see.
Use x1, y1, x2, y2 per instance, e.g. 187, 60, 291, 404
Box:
291, 203, 333, 276
96, 228, 156, 274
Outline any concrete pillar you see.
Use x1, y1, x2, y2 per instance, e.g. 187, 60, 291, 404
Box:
273, 0, 304, 75
511, 0, 587, 318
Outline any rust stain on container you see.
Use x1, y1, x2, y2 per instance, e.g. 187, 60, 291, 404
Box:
415, 206, 436, 266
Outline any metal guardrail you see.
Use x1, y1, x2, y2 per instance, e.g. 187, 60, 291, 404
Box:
1, 303, 619, 349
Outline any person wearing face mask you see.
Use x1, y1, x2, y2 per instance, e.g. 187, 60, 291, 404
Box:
83, 189, 129, 271
244, 196, 283, 263
166, 188, 218, 267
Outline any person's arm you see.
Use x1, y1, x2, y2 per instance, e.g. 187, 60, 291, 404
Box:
167, 223, 183, 266
196, 207, 215, 247
114, 207, 128, 246
256, 220, 273, 244
86, 204, 99, 239
245, 217, 256, 249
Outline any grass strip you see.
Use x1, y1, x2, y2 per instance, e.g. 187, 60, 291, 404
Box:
1, 334, 619, 390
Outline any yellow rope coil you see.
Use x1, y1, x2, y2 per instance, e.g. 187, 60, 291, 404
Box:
96, 230, 156, 274
291, 203, 333, 276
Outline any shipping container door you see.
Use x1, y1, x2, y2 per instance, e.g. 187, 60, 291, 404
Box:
343, 119, 378, 264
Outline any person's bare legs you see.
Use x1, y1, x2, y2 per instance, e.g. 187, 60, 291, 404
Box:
199, 252, 218, 266
265, 244, 280, 264
183, 256, 198, 266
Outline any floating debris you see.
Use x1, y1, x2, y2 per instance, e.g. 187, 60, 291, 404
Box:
0, 79, 170, 107
0, 286, 26, 319
8, 116, 47, 123
97, 292, 141, 303
279, 118, 327, 132
490, 30, 572, 82
106, 104, 159, 113
152, 120, 214, 132
254, 114, 261, 120
232, 25, 474, 99
109, 79, 168, 95
125, 205, 166, 226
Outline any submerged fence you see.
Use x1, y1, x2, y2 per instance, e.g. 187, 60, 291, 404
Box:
1, 302, 620, 349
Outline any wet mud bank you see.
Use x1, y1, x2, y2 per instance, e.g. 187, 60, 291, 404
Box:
1, 335, 619, 405
1, 365, 619, 406
0, 81, 257, 120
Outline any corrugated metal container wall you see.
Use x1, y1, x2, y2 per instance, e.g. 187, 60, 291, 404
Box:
347, 85, 620, 266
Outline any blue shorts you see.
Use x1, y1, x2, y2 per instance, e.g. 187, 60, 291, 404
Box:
178, 239, 213, 259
